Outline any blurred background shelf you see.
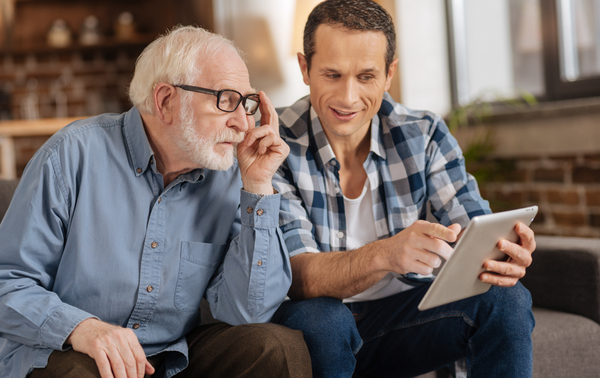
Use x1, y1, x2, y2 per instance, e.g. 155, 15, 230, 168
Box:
0, 116, 80, 179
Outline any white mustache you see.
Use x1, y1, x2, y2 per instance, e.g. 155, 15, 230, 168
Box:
214, 131, 245, 144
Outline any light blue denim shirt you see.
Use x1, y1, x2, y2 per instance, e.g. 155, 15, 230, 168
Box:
0, 107, 291, 378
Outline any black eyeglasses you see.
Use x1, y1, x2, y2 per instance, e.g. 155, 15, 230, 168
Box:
174, 84, 260, 115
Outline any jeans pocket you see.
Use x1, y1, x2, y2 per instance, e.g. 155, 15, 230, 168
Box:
174, 240, 226, 312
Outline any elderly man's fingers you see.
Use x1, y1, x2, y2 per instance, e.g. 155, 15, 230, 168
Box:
93, 351, 115, 378
257, 91, 279, 135
244, 123, 273, 147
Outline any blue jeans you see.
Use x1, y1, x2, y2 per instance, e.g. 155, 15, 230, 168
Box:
271, 282, 535, 378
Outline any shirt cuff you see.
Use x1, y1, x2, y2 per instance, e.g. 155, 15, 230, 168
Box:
40, 303, 98, 350
240, 188, 280, 229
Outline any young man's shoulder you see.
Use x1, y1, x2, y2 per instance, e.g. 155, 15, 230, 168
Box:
276, 95, 311, 143
379, 93, 444, 131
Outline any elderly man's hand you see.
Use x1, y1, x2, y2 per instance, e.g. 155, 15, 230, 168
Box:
479, 222, 536, 287
67, 318, 154, 378
237, 91, 289, 195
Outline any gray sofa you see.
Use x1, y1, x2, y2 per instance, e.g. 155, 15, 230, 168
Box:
1, 179, 599, 377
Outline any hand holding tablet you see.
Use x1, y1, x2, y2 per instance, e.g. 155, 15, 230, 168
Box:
418, 206, 538, 311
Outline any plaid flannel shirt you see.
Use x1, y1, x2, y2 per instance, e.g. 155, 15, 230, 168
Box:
273, 93, 491, 281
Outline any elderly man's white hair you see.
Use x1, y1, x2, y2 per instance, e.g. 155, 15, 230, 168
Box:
129, 25, 242, 115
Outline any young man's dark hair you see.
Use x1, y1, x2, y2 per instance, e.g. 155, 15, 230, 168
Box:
303, 0, 397, 73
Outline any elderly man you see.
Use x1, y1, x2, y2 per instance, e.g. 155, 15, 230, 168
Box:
270, 1, 536, 377
0, 26, 311, 378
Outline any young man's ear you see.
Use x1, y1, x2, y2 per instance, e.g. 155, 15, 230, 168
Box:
297, 53, 310, 86
154, 83, 177, 124
384, 58, 399, 92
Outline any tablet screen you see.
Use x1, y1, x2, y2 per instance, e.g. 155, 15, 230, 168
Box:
418, 206, 538, 311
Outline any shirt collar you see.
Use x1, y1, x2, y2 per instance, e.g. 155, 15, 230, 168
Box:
122, 107, 206, 183
369, 113, 386, 160
123, 107, 218, 186
123, 107, 154, 177
308, 107, 336, 170
308, 105, 387, 170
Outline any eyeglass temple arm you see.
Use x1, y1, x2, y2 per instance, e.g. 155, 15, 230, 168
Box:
174, 85, 219, 96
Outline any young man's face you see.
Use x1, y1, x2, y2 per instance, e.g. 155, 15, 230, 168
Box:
299, 24, 398, 143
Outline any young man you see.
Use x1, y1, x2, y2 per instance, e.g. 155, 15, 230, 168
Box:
271, 1, 536, 377
0, 26, 311, 378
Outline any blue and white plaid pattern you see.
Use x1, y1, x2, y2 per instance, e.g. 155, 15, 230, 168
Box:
273, 93, 491, 262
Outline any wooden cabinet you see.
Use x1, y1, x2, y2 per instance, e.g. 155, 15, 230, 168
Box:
0, 0, 213, 177
0, 0, 210, 120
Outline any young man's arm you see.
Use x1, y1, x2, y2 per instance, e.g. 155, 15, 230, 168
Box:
288, 221, 458, 300
273, 160, 458, 300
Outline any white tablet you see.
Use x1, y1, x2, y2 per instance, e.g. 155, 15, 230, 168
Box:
417, 206, 538, 311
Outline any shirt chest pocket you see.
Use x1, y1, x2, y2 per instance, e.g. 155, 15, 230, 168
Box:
391, 193, 426, 231
175, 241, 226, 312
391, 204, 420, 230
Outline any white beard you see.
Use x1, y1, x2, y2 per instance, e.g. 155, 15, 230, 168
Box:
176, 99, 245, 171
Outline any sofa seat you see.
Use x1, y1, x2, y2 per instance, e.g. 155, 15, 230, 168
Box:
532, 306, 600, 377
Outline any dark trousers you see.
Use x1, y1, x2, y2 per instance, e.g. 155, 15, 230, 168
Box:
29, 322, 312, 378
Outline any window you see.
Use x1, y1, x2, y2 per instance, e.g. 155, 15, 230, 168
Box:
447, 0, 600, 106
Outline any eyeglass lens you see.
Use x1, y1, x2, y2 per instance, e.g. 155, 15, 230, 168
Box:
218, 90, 260, 115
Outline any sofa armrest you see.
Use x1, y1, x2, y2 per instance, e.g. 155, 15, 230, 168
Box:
520, 235, 600, 324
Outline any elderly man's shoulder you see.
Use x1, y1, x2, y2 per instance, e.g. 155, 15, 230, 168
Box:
42, 111, 129, 155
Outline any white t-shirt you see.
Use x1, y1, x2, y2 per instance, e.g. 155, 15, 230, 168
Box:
341, 179, 413, 303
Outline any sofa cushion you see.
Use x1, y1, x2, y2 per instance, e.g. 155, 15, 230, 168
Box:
532, 306, 600, 378
522, 236, 600, 324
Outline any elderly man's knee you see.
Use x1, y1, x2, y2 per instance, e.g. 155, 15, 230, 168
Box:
238, 323, 312, 377
28, 350, 101, 378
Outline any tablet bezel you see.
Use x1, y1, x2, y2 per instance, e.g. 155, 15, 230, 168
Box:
417, 206, 538, 311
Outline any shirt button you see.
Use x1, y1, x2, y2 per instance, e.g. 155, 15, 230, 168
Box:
257, 260, 263, 266
256, 209, 264, 216
132, 323, 140, 329
246, 207, 253, 214
335, 186, 340, 193
136, 168, 142, 173
151, 241, 158, 248
158, 197, 162, 203
146, 285, 153, 292
150, 158, 154, 165
337, 231, 344, 239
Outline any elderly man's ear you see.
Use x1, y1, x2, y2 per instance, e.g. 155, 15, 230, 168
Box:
153, 83, 177, 124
